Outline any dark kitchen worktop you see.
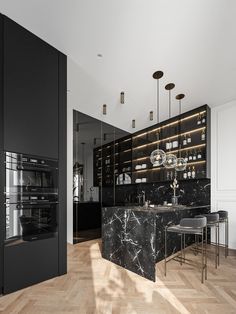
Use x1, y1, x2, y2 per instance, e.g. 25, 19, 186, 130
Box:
103, 204, 210, 213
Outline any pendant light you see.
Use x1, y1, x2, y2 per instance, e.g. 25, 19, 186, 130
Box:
103, 104, 107, 115
175, 94, 187, 171
132, 119, 136, 128
150, 71, 166, 167
120, 92, 125, 104
163, 83, 177, 169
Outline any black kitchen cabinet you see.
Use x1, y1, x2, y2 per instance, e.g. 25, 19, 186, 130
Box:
0, 13, 67, 294
0, 14, 4, 293
4, 238, 58, 294
3, 16, 59, 159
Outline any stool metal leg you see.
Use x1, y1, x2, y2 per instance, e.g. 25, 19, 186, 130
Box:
217, 222, 220, 266
180, 233, 183, 265
183, 233, 186, 261
201, 228, 204, 284
215, 223, 218, 269
205, 226, 207, 280
164, 227, 167, 276
226, 218, 229, 257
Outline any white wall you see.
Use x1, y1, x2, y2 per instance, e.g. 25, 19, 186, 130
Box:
211, 100, 236, 249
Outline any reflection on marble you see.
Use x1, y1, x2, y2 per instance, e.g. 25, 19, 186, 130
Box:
102, 205, 210, 281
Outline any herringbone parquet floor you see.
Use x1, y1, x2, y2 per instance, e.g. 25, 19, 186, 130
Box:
0, 239, 236, 314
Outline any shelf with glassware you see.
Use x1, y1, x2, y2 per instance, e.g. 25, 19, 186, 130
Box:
131, 104, 210, 184
93, 104, 210, 186
93, 135, 132, 187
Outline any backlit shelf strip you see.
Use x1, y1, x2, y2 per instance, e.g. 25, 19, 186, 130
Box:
132, 110, 206, 139
132, 144, 206, 162
133, 160, 206, 173
100, 138, 131, 149
132, 126, 206, 151
121, 149, 132, 153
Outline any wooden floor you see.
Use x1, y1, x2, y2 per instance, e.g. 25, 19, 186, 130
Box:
0, 240, 236, 314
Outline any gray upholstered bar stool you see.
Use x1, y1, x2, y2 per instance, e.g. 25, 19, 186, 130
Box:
195, 213, 220, 269
217, 210, 229, 258
164, 217, 207, 283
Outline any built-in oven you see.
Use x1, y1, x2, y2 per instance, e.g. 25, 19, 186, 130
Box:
5, 152, 59, 244
6, 200, 58, 243
5, 152, 58, 199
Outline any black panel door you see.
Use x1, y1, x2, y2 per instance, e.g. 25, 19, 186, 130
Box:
4, 238, 58, 294
0, 14, 4, 294
3, 16, 59, 159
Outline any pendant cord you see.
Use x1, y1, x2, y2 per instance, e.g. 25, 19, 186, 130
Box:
169, 90, 171, 118
168, 90, 171, 152
156, 80, 160, 149
179, 100, 181, 158
157, 80, 159, 124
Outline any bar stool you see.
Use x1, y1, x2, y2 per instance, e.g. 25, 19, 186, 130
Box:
195, 213, 220, 269
217, 210, 229, 258
164, 217, 207, 283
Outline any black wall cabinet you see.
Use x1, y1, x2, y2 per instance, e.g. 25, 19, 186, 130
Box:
3, 17, 59, 159
4, 238, 58, 294
0, 14, 67, 294
0, 14, 4, 293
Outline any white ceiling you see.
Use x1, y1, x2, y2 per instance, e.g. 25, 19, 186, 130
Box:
1, 0, 236, 132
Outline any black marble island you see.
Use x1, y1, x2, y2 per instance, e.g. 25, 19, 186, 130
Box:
102, 205, 210, 281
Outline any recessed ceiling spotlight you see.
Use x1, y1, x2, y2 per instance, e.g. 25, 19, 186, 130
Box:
97, 53, 103, 58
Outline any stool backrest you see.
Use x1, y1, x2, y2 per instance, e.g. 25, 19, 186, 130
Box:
217, 210, 228, 219
180, 217, 207, 228
204, 213, 219, 223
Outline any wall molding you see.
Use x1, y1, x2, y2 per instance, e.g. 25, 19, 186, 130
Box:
211, 100, 236, 249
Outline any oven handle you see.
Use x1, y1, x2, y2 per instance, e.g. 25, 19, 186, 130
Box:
15, 165, 57, 172
15, 202, 58, 209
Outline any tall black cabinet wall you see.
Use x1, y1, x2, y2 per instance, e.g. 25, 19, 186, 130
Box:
0, 14, 67, 293
0, 14, 4, 293
58, 53, 67, 275
3, 16, 59, 159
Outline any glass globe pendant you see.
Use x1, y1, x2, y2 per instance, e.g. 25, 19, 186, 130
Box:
150, 71, 165, 167
163, 153, 177, 169
150, 148, 166, 167
175, 157, 187, 171
175, 94, 187, 172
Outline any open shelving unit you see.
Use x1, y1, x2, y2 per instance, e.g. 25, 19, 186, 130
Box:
93, 135, 132, 187
93, 104, 210, 187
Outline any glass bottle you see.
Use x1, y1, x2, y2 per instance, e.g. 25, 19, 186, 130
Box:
184, 151, 188, 162
187, 166, 192, 179
201, 129, 206, 141
201, 112, 206, 124
183, 169, 187, 179
187, 133, 191, 144
197, 149, 202, 159
188, 150, 193, 161
183, 134, 187, 146
192, 166, 196, 179
193, 150, 197, 161
197, 113, 202, 125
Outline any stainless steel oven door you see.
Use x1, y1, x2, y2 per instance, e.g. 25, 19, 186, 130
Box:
5, 202, 58, 244
5, 152, 58, 201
